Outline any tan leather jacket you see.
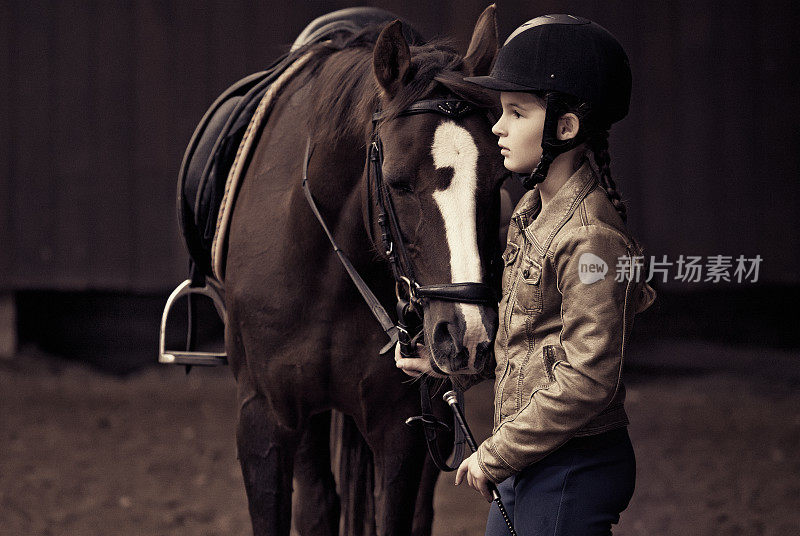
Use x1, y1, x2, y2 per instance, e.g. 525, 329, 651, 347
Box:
476, 157, 656, 484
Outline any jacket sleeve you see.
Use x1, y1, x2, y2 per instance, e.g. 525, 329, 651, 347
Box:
477, 225, 641, 483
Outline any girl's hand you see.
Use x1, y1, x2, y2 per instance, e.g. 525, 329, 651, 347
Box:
394, 342, 434, 377
454, 452, 493, 502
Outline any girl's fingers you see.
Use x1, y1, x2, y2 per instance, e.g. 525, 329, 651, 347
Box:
395, 357, 430, 375
454, 460, 468, 485
481, 483, 493, 503
395, 359, 420, 375
476, 475, 493, 502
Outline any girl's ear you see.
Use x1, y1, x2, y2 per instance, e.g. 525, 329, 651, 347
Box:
464, 4, 499, 76
557, 113, 581, 141
373, 20, 411, 98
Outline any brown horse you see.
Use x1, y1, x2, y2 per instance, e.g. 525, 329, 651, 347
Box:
224, 7, 503, 535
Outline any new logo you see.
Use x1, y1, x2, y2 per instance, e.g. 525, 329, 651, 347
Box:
578, 253, 607, 284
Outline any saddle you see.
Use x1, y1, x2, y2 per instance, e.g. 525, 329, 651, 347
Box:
162, 8, 425, 367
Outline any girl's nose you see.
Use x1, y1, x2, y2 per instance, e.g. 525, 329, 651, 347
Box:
491, 117, 505, 137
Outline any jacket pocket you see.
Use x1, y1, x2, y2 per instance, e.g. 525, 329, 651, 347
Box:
500, 242, 519, 296
514, 344, 561, 410
515, 254, 543, 313
542, 344, 565, 382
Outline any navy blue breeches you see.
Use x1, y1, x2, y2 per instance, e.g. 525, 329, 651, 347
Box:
485, 428, 636, 536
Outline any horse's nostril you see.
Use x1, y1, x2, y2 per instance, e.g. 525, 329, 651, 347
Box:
453, 347, 470, 370
474, 340, 492, 371
433, 321, 455, 349
432, 321, 472, 371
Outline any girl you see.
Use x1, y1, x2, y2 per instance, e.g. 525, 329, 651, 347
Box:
396, 14, 656, 535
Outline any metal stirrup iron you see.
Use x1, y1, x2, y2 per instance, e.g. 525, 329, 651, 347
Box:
444, 390, 517, 536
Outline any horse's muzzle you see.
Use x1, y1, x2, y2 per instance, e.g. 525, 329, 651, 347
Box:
425, 300, 497, 376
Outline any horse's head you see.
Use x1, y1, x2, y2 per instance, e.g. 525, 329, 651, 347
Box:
369, 7, 505, 379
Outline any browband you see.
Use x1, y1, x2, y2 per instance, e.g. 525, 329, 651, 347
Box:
372, 99, 475, 122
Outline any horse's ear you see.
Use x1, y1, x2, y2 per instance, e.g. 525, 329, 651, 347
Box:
374, 20, 411, 98
464, 4, 499, 76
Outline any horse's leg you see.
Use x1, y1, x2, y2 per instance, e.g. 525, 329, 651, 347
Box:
236, 391, 300, 536
370, 423, 427, 536
334, 410, 376, 536
412, 447, 443, 536
356, 380, 428, 536
293, 410, 340, 536
227, 308, 296, 536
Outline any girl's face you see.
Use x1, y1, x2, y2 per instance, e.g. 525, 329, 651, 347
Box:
491, 92, 546, 174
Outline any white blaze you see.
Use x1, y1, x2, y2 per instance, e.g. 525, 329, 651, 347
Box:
430, 121, 488, 369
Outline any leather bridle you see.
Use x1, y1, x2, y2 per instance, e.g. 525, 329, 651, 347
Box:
302, 96, 499, 471
368, 100, 498, 309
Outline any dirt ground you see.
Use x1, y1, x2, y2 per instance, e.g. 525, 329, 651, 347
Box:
1, 339, 799, 536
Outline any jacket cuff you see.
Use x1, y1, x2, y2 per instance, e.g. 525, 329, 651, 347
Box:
477, 439, 517, 484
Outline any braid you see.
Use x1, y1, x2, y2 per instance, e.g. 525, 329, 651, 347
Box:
534, 91, 629, 224
588, 131, 627, 224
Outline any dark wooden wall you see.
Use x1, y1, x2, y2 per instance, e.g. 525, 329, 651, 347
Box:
2, 0, 798, 292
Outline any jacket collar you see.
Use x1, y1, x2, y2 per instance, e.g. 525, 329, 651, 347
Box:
512, 156, 598, 254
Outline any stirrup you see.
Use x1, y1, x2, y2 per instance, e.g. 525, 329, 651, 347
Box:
159, 279, 228, 366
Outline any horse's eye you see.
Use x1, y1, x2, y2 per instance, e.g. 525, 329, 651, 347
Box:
388, 181, 414, 194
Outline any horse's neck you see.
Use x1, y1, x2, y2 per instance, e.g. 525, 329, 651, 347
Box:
309, 135, 395, 298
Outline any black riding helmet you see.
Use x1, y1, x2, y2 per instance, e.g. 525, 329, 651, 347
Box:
465, 14, 631, 188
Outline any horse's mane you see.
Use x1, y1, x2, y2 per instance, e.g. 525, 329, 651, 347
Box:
299, 26, 498, 144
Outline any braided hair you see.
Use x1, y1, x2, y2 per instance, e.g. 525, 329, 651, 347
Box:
538, 92, 628, 224
586, 130, 627, 223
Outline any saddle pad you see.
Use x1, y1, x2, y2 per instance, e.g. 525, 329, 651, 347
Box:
210, 52, 314, 281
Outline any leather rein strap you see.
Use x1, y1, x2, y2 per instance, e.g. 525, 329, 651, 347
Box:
301, 139, 400, 355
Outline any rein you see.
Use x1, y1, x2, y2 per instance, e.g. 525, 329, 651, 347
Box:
301, 96, 496, 472
301, 138, 400, 354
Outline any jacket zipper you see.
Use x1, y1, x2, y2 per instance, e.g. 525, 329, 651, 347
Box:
495, 249, 524, 427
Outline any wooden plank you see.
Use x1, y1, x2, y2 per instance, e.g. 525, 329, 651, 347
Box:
755, 0, 800, 283
593, 2, 642, 238
173, 0, 215, 145
10, 0, 58, 287
213, 1, 250, 82
2, 0, 796, 289
130, 1, 188, 291
631, 2, 683, 258
714, 3, 759, 260
0, 2, 13, 285
241, 0, 303, 71
0, 293, 15, 358
51, 0, 93, 286
86, 0, 139, 289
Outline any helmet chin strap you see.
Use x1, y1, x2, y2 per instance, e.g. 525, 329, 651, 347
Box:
520, 93, 586, 190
